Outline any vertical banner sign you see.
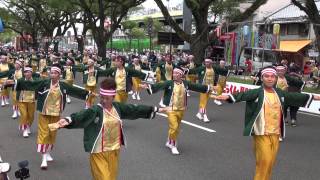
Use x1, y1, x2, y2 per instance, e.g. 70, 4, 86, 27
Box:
273, 24, 280, 49
243, 25, 250, 47
231, 32, 236, 65
0, 18, 4, 32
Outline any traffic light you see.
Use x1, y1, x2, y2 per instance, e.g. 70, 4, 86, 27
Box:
147, 18, 153, 35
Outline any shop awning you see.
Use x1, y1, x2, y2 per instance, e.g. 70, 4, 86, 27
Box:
277, 40, 312, 52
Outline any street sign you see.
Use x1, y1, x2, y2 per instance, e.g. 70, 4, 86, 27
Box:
308, 49, 319, 57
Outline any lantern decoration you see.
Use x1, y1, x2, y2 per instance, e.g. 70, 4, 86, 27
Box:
243, 25, 250, 36
273, 24, 280, 49
214, 26, 221, 38
273, 24, 280, 35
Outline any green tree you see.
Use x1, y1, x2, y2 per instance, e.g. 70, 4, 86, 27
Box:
1, 0, 75, 51
292, 0, 320, 53
122, 20, 138, 50
72, 0, 146, 58
131, 27, 145, 52
143, 17, 163, 50
154, 0, 267, 64
0, 29, 17, 43
0, 1, 41, 49
26, 0, 74, 52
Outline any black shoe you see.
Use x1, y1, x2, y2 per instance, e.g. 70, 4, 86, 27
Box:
285, 120, 289, 125
291, 119, 297, 127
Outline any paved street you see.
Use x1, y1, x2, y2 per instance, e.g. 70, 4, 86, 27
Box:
1, 78, 320, 180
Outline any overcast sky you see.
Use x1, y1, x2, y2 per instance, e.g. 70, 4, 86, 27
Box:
142, 0, 182, 9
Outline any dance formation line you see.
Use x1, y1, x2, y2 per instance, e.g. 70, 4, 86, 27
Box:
0, 51, 320, 180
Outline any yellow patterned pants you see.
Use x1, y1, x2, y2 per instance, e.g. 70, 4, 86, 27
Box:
85, 85, 96, 107
1, 87, 9, 97
36, 114, 60, 153
217, 77, 227, 95
32, 65, 37, 72
0, 79, 9, 97
155, 68, 161, 83
18, 102, 35, 130
64, 80, 74, 86
253, 135, 280, 180
114, 90, 128, 103
167, 110, 184, 141
186, 74, 197, 83
216, 83, 226, 96
132, 77, 141, 92
11, 90, 18, 106
199, 93, 210, 113
90, 150, 120, 180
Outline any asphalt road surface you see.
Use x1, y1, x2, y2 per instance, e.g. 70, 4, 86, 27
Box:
1, 78, 320, 180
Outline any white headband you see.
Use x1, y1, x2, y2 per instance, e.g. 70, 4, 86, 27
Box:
173, 68, 184, 75
276, 66, 286, 70
15, 61, 23, 67
261, 68, 277, 76
205, 59, 213, 63
24, 67, 33, 72
51, 67, 61, 74
100, 88, 116, 96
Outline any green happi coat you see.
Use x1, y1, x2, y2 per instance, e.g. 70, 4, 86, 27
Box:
64, 103, 158, 152
0, 68, 40, 80
147, 80, 210, 107
227, 87, 314, 137
155, 62, 177, 81
188, 65, 229, 85
98, 67, 149, 92
14, 79, 91, 113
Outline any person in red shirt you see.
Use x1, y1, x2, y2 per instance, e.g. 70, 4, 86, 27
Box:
245, 58, 253, 75
303, 61, 312, 80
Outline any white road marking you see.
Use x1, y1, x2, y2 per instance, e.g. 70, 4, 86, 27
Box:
298, 111, 320, 118
157, 113, 216, 133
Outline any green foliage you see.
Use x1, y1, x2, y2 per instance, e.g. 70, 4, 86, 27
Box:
0, 29, 17, 43
142, 17, 163, 34
209, 0, 245, 22
131, 27, 145, 39
122, 20, 138, 33
106, 38, 160, 51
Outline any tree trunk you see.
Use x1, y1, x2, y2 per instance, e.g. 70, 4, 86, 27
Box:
44, 42, 49, 53
190, 41, 207, 65
32, 41, 39, 50
30, 31, 39, 50
53, 29, 62, 53
190, 11, 209, 65
95, 34, 107, 58
54, 41, 59, 53
77, 37, 85, 53
313, 24, 320, 54
97, 43, 106, 58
